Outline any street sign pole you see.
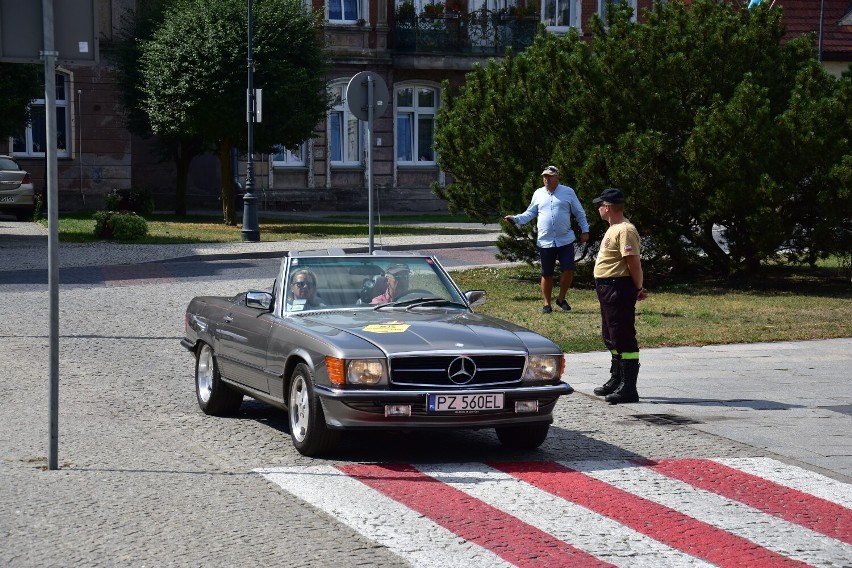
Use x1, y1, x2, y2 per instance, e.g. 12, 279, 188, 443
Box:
345, 71, 388, 254
366, 75, 374, 253
42, 0, 60, 472
2, 0, 98, 472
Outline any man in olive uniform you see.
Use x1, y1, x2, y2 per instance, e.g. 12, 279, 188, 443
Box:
591, 188, 647, 404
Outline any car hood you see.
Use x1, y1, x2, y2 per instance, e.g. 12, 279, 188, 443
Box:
295, 309, 555, 354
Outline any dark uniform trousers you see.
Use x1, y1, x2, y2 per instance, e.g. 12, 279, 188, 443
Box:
595, 276, 639, 356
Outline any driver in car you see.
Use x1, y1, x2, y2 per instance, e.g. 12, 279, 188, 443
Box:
286, 268, 325, 310
371, 264, 410, 304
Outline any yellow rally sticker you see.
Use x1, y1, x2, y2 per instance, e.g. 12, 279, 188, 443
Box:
362, 322, 410, 333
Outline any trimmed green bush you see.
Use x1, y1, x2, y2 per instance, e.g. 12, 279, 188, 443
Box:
93, 211, 149, 240
103, 188, 155, 215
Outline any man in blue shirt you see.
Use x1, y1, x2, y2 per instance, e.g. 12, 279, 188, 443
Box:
504, 166, 590, 313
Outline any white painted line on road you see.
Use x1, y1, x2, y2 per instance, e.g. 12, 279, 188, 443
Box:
567, 459, 852, 567
417, 462, 715, 568
257, 458, 852, 568
714, 457, 852, 508
256, 465, 513, 568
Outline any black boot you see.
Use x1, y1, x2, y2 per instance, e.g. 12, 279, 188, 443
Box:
593, 355, 622, 396
606, 360, 639, 404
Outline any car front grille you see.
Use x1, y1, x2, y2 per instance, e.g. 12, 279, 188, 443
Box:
389, 355, 525, 388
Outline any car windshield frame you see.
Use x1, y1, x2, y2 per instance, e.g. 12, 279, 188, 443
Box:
278, 254, 468, 315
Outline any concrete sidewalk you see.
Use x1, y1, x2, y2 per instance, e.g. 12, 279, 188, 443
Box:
570, 339, 852, 480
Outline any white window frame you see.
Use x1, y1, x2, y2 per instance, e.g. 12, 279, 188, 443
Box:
542, 0, 581, 31
12, 72, 71, 159
271, 143, 306, 167
328, 82, 362, 167
394, 82, 439, 167
598, 0, 637, 23
327, 0, 361, 23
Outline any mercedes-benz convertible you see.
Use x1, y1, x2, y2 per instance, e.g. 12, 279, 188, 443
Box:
181, 250, 573, 456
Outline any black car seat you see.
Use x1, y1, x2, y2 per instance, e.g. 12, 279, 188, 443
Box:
357, 274, 387, 304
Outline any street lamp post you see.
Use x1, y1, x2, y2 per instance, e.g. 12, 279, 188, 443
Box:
241, 0, 260, 241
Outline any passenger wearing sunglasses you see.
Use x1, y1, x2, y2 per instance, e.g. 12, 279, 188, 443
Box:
286, 268, 325, 311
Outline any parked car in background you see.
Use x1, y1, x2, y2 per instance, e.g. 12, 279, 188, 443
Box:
0, 155, 35, 221
181, 250, 574, 456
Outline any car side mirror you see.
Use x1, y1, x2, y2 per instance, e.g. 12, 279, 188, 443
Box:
465, 290, 486, 307
246, 291, 273, 311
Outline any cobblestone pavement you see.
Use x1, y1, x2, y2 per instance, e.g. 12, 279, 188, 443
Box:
1, 220, 850, 566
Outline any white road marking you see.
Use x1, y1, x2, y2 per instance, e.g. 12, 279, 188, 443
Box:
257, 465, 514, 568
564, 459, 852, 567
417, 462, 715, 568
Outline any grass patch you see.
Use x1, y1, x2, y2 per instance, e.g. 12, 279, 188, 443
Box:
44, 213, 492, 244
452, 264, 852, 353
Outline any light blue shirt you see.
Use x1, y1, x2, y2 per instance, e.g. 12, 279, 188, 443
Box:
511, 184, 590, 248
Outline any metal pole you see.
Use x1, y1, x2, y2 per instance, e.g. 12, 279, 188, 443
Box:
241, 0, 260, 241
42, 0, 60, 471
367, 75, 374, 253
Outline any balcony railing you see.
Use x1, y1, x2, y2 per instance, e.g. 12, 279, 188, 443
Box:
394, 9, 539, 55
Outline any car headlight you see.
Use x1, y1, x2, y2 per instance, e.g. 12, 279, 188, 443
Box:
523, 354, 564, 382
346, 359, 388, 385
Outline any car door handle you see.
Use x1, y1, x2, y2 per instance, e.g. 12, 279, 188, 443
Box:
223, 315, 233, 323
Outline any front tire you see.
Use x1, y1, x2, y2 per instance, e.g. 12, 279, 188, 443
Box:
288, 363, 340, 456
495, 423, 550, 450
195, 343, 243, 416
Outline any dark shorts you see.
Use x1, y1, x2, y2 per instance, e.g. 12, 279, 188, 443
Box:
538, 243, 576, 276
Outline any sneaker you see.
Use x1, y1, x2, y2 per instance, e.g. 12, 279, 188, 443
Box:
556, 299, 572, 312
542, 305, 553, 314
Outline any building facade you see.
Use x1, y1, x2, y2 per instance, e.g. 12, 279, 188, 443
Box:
6, 0, 851, 214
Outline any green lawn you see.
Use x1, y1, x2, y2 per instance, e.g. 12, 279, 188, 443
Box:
44, 212, 490, 244
453, 264, 852, 353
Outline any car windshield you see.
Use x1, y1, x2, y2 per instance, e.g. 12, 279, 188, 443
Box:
282, 256, 466, 313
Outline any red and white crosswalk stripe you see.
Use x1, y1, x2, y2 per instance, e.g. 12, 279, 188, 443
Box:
256, 457, 852, 567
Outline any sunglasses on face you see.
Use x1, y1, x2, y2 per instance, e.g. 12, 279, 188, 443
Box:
293, 281, 314, 289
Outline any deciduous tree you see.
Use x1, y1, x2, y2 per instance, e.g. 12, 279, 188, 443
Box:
134, 0, 329, 224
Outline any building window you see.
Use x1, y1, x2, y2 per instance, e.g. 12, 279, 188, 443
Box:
329, 83, 361, 166
271, 143, 306, 167
543, 0, 580, 28
12, 73, 71, 158
396, 85, 437, 165
329, 0, 359, 22
599, 0, 637, 23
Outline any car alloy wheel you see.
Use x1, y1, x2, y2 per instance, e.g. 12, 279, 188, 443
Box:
287, 363, 340, 456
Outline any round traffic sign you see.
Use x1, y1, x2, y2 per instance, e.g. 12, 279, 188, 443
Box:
346, 71, 389, 121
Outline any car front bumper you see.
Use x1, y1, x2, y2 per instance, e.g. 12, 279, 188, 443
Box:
315, 382, 573, 430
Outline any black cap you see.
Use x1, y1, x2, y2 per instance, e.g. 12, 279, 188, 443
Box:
592, 188, 625, 205
385, 264, 410, 278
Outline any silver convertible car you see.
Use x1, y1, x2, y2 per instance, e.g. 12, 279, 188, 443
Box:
181, 250, 573, 456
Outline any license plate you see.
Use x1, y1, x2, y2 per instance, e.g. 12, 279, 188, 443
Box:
0, 196, 15, 202
427, 392, 504, 413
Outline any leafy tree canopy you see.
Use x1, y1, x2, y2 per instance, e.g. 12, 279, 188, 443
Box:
434, 0, 852, 276
132, 0, 330, 223
0, 63, 41, 140
138, 0, 329, 151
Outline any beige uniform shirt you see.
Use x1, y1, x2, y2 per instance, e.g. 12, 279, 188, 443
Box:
593, 220, 641, 279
